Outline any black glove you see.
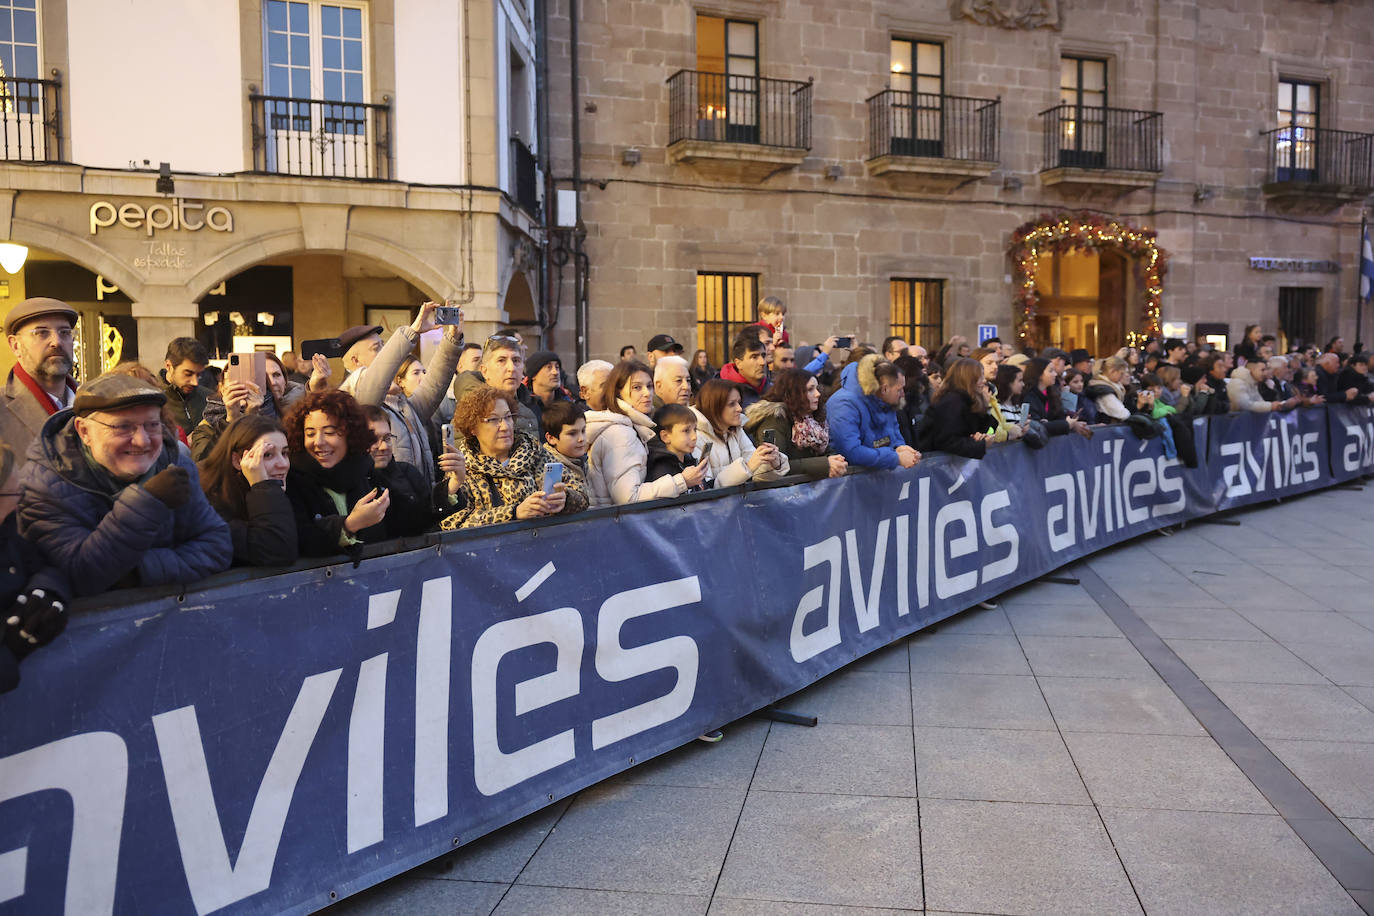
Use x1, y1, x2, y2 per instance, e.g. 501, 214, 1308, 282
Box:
4, 588, 67, 660
143, 466, 191, 509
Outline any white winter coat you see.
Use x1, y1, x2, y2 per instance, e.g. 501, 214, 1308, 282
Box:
690, 407, 790, 487
1227, 367, 1272, 413
584, 401, 686, 507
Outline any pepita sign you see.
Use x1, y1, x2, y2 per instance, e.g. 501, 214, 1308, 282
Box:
89, 198, 234, 236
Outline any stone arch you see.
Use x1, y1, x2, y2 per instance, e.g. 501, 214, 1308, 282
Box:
7, 217, 148, 299
501, 270, 536, 324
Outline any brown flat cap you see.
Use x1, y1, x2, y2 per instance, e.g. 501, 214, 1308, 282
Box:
338, 325, 383, 349
4, 297, 78, 337
73, 372, 167, 416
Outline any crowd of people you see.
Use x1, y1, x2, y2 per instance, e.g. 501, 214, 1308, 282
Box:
2, 294, 1372, 697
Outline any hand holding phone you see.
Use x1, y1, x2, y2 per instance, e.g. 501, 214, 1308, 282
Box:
698, 440, 714, 463
441, 423, 456, 451
834, 336, 854, 349
761, 428, 777, 447
541, 462, 564, 495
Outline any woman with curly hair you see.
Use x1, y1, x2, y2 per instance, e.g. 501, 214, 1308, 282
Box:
743, 369, 846, 480
282, 388, 393, 556
441, 384, 583, 529
197, 413, 298, 566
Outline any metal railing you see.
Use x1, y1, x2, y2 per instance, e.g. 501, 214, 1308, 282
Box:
249, 91, 392, 180
510, 137, 539, 215
667, 69, 812, 150
866, 90, 999, 163
1262, 126, 1374, 187
1039, 104, 1162, 172
0, 75, 62, 162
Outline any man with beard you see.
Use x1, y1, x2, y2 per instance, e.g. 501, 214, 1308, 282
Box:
2, 298, 80, 471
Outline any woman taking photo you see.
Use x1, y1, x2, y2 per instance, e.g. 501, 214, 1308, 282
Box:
191, 353, 304, 460
918, 357, 998, 459
283, 388, 394, 556
440, 384, 582, 530
1021, 357, 1092, 438
198, 413, 298, 566
744, 369, 845, 480
585, 360, 704, 505
694, 379, 789, 486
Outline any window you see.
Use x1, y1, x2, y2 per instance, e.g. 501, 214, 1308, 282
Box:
696, 272, 758, 366
1276, 78, 1320, 182
260, 1, 376, 176
888, 39, 944, 157
889, 279, 944, 351
0, 0, 49, 161
1278, 287, 1318, 351
0, 0, 39, 83
1058, 56, 1107, 167
695, 15, 758, 143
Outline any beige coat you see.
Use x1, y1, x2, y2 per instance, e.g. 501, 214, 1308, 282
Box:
1, 371, 65, 473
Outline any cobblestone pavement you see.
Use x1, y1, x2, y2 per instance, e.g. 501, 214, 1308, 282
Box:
334, 484, 1374, 915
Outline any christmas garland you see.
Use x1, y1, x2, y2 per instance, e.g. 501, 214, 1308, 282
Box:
1009, 211, 1168, 345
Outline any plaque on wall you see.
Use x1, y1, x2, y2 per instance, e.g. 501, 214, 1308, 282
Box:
953, 0, 1061, 30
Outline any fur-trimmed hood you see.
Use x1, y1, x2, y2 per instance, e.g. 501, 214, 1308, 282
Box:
839, 353, 884, 397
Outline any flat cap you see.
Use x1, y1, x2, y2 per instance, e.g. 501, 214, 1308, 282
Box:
338, 325, 383, 349
73, 372, 167, 416
1005, 353, 1031, 368
4, 297, 78, 337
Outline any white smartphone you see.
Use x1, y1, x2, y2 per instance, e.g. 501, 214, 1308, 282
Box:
541, 462, 564, 495
441, 423, 455, 450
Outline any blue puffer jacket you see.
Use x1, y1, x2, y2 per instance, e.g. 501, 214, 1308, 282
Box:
825, 357, 906, 470
18, 410, 233, 596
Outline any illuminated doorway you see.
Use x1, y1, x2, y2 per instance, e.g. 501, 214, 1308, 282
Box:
1030, 248, 1127, 354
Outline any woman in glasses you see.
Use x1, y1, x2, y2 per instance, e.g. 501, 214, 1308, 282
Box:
440, 384, 584, 529
282, 388, 399, 557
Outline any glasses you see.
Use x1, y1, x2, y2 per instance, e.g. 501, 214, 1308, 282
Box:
372, 433, 396, 444
22, 327, 75, 344
84, 417, 164, 440
481, 414, 516, 427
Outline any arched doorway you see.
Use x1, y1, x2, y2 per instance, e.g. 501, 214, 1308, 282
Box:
1010, 211, 1168, 350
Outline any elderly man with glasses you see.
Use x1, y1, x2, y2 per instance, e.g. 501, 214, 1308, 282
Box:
2, 298, 81, 472
17, 372, 231, 596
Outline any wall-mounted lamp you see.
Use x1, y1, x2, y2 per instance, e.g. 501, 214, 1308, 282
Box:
825, 164, 843, 180
1002, 175, 1023, 191
0, 242, 28, 274
156, 162, 174, 195
1193, 186, 1214, 203
622, 147, 641, 166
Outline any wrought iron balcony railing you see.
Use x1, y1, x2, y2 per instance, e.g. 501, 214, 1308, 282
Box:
1040, 104, 1162, 172
510, 137, 539, 215
667, 69, 812, 150
249, 92, 392, 180
1263, 126, 1374, 188
0, 75, 63, 162
866, 90, 999, 163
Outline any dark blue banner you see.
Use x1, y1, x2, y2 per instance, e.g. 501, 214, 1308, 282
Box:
0, 407, 1366, 916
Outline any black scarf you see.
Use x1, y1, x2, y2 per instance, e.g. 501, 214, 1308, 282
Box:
290, 449, 372, 494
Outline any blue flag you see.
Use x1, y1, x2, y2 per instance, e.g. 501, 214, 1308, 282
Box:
1362, 220, 1374, 302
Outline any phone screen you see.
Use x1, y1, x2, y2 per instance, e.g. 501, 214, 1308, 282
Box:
699, 440, 713, 462
761, 428, 777, 446
834, 336, 854, 348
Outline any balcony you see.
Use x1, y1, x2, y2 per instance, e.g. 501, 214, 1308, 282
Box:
865, 90, 999, 192
0, 75, 63, 162
509, 137, 539, 216
666, 69, 812, 183
1261, 126, 1374, 214
1039, 104, 1162, 198
249, 91, 393, 180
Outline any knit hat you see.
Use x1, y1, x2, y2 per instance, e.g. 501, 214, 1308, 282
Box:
525, 350, 562, 382
73, 372, 167, 416
1069, 348, 1093, 366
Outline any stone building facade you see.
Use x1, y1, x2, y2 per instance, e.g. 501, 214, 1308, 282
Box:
0, 0, 548, 382
544, 0, 1374, 364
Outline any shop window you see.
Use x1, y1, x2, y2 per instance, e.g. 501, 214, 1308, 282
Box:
889, 278, 944, 351
696, 271, 758, 366
198, 266, 294, 361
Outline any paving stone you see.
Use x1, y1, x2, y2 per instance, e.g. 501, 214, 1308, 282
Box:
1342, 818, 1374, 854
519, 783, 742, 896
435, 800, 569, 883
1187, 565, 1330, 612
1343, 686, 1374, 714
921, 798, 1141, 916
922, 603, 1014, 635
1237, 609, 1374, 644
493, 886, 708, 915
1208, 683, 1374, 743
910, 673, 1054, 730
717, 792, 923, 910
331, 877, 507, 916
1001, 579, 1099, 606
1132, 605, 1268, 641
1019, 635, 1157, 679
607, 717, 769, 791
907, 633, 1032, 675
709, 899, 919, 915
914, 726, 1090, 805
782, 670, 911, 727
1003, 600, 1124, 637
1165, 637, 1327, 685
1063, 732, 1272, 813
754, 723, 916, 797
1100, 808, 1363, 915
1284, 641, 1374, 687
1266, 740, 1374, 818
1145, 534, 1242, 567
846, 640, 909, 673
1038, 676, 1206, 736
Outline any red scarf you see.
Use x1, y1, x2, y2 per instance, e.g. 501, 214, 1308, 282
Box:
720, 362, 766, 394
11, 363, 76, 416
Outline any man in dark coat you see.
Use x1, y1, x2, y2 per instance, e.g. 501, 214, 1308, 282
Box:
0, 443, 68, 694
2, 297, 80, 475
161, 337, 215, 436
18, 373, 232, 596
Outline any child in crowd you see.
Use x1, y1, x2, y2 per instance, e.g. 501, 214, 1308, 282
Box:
1140, 373, 1176, 419
1294, 367, 1319, 399
1061, 369, 1083, 413
646, 403, 710, 493
541, 399, 592, 509
994, 365, 1028, 425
